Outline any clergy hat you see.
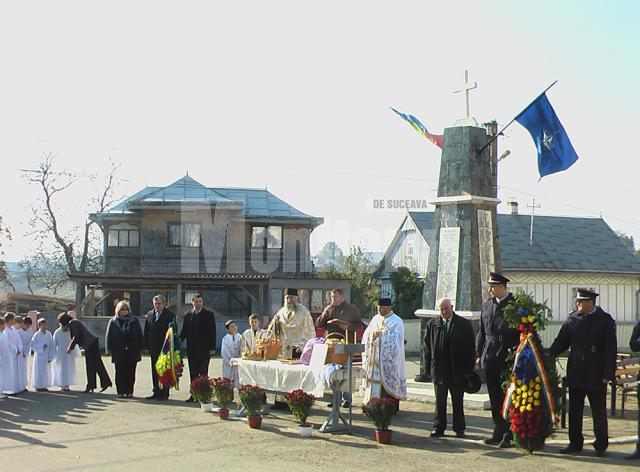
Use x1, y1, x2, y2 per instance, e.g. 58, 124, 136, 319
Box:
225, 319, 236, 329
488, 272, 510, 285
286, 288, 298, 296
463, 372, 482, 394
377, 297, 392, 307
576, 288, 599, 301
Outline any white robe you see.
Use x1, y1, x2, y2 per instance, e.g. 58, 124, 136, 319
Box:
361, 312, 407, 402
268, 304, 316, 359
3, 326, 22, 394
0, 330, 17, 396
31, 330, 54, 389
52, 328, 80, 388
221, 333, 242, 385
17, 328, 33, 391
240, 328, 264, 355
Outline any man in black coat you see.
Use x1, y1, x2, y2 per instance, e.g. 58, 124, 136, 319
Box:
179, 292, 217, 402
475, 272, 520, 448
424, 297, 475, 438
548, 288, 617, 457
143, 294, 177, 400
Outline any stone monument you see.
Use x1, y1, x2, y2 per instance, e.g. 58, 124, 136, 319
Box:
414, 71, 502, 381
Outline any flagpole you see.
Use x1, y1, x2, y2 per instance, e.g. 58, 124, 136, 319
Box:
477, 80, 558, 155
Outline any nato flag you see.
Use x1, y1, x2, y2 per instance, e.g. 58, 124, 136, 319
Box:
515, 93, 579, 178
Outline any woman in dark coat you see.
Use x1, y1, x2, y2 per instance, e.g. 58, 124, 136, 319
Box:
106, 300, 144, 398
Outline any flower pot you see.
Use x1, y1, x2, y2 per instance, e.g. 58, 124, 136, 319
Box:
218, 407, 230, 419
200, 402, 213, 412
247, 415, 262, 429
298, 425, 313, 437
375, 429, 392, 444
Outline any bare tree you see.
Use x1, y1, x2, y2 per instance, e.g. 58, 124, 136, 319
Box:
23, 153, 119, 311
0, 215, 12, 290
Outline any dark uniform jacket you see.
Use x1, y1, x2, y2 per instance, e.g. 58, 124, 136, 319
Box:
630, 321, 640, 353
144, 308, 176, 356
105, 316, 144, 364
68, 319, 98, 351
315, 301, 363, 338
423, 313, 475, 386
475, 293, 520, 371
548, 307, 617, 391
179, 308, 217, 356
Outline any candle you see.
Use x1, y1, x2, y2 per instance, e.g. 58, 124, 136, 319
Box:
345, 328, 349, 344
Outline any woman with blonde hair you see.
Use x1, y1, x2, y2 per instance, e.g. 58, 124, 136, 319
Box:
105, 300, 144, 398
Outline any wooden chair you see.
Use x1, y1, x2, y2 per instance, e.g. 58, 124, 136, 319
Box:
610, 354, 640, 416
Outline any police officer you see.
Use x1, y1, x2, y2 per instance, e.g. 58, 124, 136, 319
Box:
626, 319, 640, 460
475, 272, 519, 448
548, 288, 617, 457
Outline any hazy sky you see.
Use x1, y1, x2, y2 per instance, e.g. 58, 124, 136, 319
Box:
1, 0, 639, 261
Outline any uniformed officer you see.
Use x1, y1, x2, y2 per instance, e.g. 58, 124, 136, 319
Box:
475, 272, 520, 448
626, 319, 640, 460
548, 288, 617, 457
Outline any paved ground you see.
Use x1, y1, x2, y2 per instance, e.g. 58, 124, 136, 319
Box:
1, 356, 638, 471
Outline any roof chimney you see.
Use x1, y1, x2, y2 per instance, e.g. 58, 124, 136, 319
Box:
507, 198, 518, 215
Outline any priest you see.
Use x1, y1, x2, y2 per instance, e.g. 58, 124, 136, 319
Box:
268, 288, 315, 359
361, 298, 407, 408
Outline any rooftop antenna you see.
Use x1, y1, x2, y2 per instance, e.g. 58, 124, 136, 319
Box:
527, 198, 542, 246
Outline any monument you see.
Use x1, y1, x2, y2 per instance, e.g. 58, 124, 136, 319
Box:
414, 71, 502, 381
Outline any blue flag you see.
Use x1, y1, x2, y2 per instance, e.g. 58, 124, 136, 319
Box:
515, 93, 579, 178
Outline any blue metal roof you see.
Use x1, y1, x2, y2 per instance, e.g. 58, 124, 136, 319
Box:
405, 211, 640, 274
99, 175, 319, 223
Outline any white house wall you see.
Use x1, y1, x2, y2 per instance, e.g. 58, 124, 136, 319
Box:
505, 271, 640, 323
388, 219, 430, 278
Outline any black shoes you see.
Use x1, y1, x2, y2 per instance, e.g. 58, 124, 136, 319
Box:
83, 387, 95, 393
414, 374, 429, 383
145, 394, 158, 400
185, 396, 195, 403
455, 431, 465, 439
99, 384, 112, 393
559, 444, 583, 454
484, 436, 501, 445
595, 449, 607, 457
430, 430, 445, 438
498, 436, 514, 448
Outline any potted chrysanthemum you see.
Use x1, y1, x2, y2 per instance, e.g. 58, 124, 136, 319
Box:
190, 374, 214, 412
284, 389, 315, 437
364, 397, 397, 444
238, 384, 264, 428
211, 377, 234, 419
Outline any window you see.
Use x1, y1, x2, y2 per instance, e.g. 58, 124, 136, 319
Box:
270, 289, 284, 315
298, 288, 310, 309
107, 224, 140, 247
168, 223, 201, 247
251, 226, 283, 249
311, 289, 324, 312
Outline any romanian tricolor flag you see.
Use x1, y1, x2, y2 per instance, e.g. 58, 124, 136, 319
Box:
155, 325, 184, 390
390, 107, 444, 149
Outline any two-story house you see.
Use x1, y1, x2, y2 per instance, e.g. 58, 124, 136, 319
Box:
72, 175, 349, 329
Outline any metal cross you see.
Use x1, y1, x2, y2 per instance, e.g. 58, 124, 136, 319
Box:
453, 70, 477, 118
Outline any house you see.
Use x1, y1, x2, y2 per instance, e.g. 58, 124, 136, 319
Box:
374, 203, 640, 350
71, 176, 349, 335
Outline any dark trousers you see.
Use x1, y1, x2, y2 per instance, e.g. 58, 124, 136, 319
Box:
150, 352, 169, 399
486, 368, 510, 439
433, 381, 465, 433
85, 339, 111, 390
187, 353, 210, 382
568, 388, 609, 451
115, 361, 137, 395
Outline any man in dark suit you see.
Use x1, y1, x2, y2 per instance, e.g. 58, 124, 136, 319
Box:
475, 272, 519, 448
179, 292, 217, 402
424, 297, 475, 438
548, 288, 617, 457
143, 294, 177, 401
628, 320, 640, 460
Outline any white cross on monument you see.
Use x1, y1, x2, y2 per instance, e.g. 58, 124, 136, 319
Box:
453, 69, 479, 127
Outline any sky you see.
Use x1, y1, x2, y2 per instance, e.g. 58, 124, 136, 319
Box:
1, 0, 639, 261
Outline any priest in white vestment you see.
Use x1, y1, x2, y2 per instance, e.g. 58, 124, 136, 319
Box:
31, 319, 54, 391
361, 298, 407, 404
53, 323, 80, 391
268, 288, 316, 359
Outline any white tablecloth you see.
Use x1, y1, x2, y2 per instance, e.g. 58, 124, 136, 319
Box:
231, 359, 325, 397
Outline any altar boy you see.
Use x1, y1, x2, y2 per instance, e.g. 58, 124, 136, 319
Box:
31, 319, 54, 391
241, 314, 263, 355
16, 316, 33, 392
